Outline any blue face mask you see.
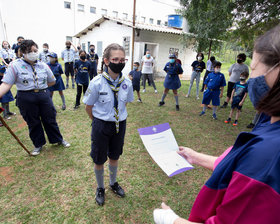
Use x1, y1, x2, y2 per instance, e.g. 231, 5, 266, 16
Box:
169, 59, 175, 63
133, 66, 138, 70
146, 54, 150, 58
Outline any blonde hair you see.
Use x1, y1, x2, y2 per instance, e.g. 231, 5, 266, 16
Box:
103, 43, 125, 60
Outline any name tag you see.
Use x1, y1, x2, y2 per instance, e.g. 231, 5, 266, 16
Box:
99, 92, 108, 95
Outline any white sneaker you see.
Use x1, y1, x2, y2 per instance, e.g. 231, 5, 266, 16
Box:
60, 140, 71, 148
155, 90, 158, 93
142, 89, 146, 93
31, 146, 42, 156
185, 94, 189, 98
196, 96, 200, 100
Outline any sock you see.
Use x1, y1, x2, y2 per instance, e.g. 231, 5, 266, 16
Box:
228, 117, 231, 121
66, 78, 69, 85
213, 107, 217, 115
109, 164, 118, 186
2, 103, 8, 117
94, 168, 104, 189
6, 103, 10, 113
202, 106, 207, 112
161, 93, 167, 102
71, 77, 75, 85
174, 96, 179, 105
60, 95, 66, 105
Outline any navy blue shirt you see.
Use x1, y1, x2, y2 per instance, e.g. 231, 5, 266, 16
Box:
204, 72, 226, 90
87, 53, 99, 71
233, 82, 248, 102
164, 62, 183, 75
74, 60, 91, 85
47, 62, 63, 76
191, 60, 206, 72
129, 70, 142, 86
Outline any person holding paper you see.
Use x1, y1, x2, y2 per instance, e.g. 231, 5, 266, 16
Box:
153, 25, 280, 224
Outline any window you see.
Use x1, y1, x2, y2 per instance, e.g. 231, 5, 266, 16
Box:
164, 21, 168, 26
97, 41, 103, 58
141, 17, 146, 23
157, 20, 161, 25
101, 9, 107, 16
64, 1, 71, 9
149, 18, 154, 24
90, 7, 96, 14
82, 43, 86, 51
66, 36, 72, 42
88, 42, 91, 52
123, 37, 130, 56
123, 13, 128, 20
78, 4, 84, 12
112, 11, 118, 18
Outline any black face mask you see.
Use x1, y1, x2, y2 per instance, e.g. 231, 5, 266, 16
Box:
80, 56, 86, 60
66, 46, 70, 49
90, 48, 95, 52
77, 47, 81, 50
240, 77, 246, 81
108, 62, 125, 74
237, 59, 243, 64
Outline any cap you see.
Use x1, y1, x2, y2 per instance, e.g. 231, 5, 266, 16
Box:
48, 52, 57, 58
169, 53, 176, 58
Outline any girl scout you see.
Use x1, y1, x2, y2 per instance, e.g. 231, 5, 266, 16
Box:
83, 43, 134, 206
0, 41, 15, 66
159, 53, 183, 111
0, 40, 70, 156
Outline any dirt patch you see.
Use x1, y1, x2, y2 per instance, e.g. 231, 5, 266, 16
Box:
0, 166, 14, 184
168, 111, 177, 115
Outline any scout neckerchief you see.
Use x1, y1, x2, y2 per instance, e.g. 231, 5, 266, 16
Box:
24, 60, 39, 89
102, 71, 125, 133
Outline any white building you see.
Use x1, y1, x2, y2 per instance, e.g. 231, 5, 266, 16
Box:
0, 0, 182, 53
75, 16, 196, 78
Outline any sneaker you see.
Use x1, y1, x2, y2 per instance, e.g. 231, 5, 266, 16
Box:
185, 94, 189, 98
62, 104, 66, 110
176, 105, 179, 111
233, 120, 238, 126
158, 101, 165, 107
224, 118, 231, 123
220, 103, 228, 108
212, 113, 217, 120
74, 105, 79, 110
137, 98, 142, 103
155, 90, 158, 93
142, 89, 146, 93
199, 111, 205, 116
66, 84, 69, 89
59, 140, 70, 147
72, 84, 75, 89
95, 187, 105, 206
7, 112, 16, 116
31, 146, 42, 156
110, 182, 125, 198
196, 96, 200, 100
4, 115, 11, 120
247, 123, 255, 129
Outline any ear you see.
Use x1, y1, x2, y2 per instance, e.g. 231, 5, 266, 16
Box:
104, 57, 110, 66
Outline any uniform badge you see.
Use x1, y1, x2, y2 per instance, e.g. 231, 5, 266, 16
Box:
23, 79, 29, 85
122, 84, 127, 90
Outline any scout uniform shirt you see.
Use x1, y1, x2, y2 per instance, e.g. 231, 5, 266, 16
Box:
61, 49, 76, 63
39, 51, 50, 63
0, 48, 15, 62
2, 59, 56, 90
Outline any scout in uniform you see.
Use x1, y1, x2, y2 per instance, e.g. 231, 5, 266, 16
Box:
83, 43, 134, 206
159, 53, 183, 111
0, 40, 70, 156
87, 44, 99, 80
128, 62, 142, 102
47, 52, 66, 110
199, 62, 226, 120
0, 41, 15, 66
61, 41, 78, 89
38, 43, 50, 64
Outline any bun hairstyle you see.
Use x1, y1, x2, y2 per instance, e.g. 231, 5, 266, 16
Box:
255, 25, 280, 116
19, 40, 38, 54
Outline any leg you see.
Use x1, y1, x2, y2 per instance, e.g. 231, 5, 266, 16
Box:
136, 91, 141, 100
159, 88, 169, 105
148, 74, 157, 91
75, 85, 83, 107
229, 109, 234, 118
70, 64, 75, 88
173, 89, 179, 110
59, 91, 66, 109
65, 64, 70, 88
195, 72, 201, 98
142, 74, 147, 90
235, 110, 241, 120
187, 71, 196, 96
82, 84, 88, 95
50, 91, 54, 98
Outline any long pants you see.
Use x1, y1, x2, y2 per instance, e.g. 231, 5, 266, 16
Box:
187, 71, 201, 97
64, 62, 74, 77
75, 84, 88, 106
143, 73, 156, 90
17, 90, 63, 147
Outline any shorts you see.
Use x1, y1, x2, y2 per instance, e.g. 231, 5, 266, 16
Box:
231, 100, 242, 110
133, 85, 140, 92
90, 118, 126, 165
227, 81, 235, 98
202, 89, 220, 106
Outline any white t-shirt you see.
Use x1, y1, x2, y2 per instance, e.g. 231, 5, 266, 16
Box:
141, 56, 154, 74
228, 63, 249, 83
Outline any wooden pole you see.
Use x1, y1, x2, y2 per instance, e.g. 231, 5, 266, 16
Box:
208, 40, 212, 60
131, 0, 136, 70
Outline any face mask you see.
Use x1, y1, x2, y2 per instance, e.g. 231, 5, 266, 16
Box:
25, 52, 38, 62
215, 68, 221, 73
240, 77, 246, 81
146, 54, 150, 58
198, 56, 202, 61
133, 66, 138, 70
237, 59, 243, 64
3, 44, 8, 49
77, 47, 81, 50
50, 58, 56, 63
66, 46, 70, 49
90, 48, 95, 52
169, 59, 175, 63
248, 62, 280, 108
80, 55, 86, 60
108, 62, 125, 74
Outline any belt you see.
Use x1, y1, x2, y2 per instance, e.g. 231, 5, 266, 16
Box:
209, 89, 219, 91
18, 89, 47, 93
66, 62, 73, 64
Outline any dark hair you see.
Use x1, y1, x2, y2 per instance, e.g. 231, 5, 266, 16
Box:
79, 50, 86, 55
20, 40, 38, 54
237, 53, 246, 62
89, 44, 95, 48
2, 41, 10, 48
210, 56, 215, 62
255, 25, 280, 116
65, 41, 71, 45
240, 71, 249, 79
43, 43, 49, 48
196, 52, 204, 60
214, 61, 222, 67
134, 62, 140, 66
17, 36, 24, 41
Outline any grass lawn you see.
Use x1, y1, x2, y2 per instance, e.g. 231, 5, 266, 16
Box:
0, 72, 255, 223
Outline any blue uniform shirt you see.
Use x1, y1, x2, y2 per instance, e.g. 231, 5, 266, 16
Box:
39, 51, 50, 63
47, 62, 63, 76
83, 73, 134, 122
164, 62, 183, 75
74, 60, 91, 85
204, 72, 226, 90
129, 70, 142, 86
0, 48, 15, 60
2, 59, 56, 90
61, 49, 76, 63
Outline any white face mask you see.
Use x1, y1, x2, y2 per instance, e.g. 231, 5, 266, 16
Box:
3, 44, 8, 49
26, 52, 39, 62
198, 56, 202, 61
43, 48, 48, 52
215, 68, 221, 73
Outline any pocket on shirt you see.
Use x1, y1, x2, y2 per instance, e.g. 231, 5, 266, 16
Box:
98, 95, 112, 112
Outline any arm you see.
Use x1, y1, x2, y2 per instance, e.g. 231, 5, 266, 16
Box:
71, 42, 78, 52
239, 92, 247, 106
1, 57, 8, 67
85, 105, 94, 120
219, 86, 224, 98
230, 89, 235, 103
0, 82, 13, 98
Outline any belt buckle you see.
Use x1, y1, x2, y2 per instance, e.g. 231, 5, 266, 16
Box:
34, 89, 39, 93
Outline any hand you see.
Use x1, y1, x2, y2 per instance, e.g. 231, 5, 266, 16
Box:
230, 99, 233, 104
153, 202, 179, 224
178, 146, 196, 164
219, 93, 223, 98
239, 102, 243, 106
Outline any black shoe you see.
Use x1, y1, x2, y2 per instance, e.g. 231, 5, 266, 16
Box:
74, 105, 80, 109
247, 123, 255, 129
7, 112, 16, 116
95, 188, 105, 206
220, 103, 228, 108
176, 105, 179, 111
158, 101, 165, 107
110, 182, 125, 198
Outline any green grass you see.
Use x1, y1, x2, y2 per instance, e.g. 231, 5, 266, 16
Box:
0, 76, 255, 223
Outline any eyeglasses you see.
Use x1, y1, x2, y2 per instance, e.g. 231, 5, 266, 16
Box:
110, 58, 128, 63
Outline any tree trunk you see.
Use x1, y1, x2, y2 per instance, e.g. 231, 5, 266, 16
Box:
208, 40, 212, 60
